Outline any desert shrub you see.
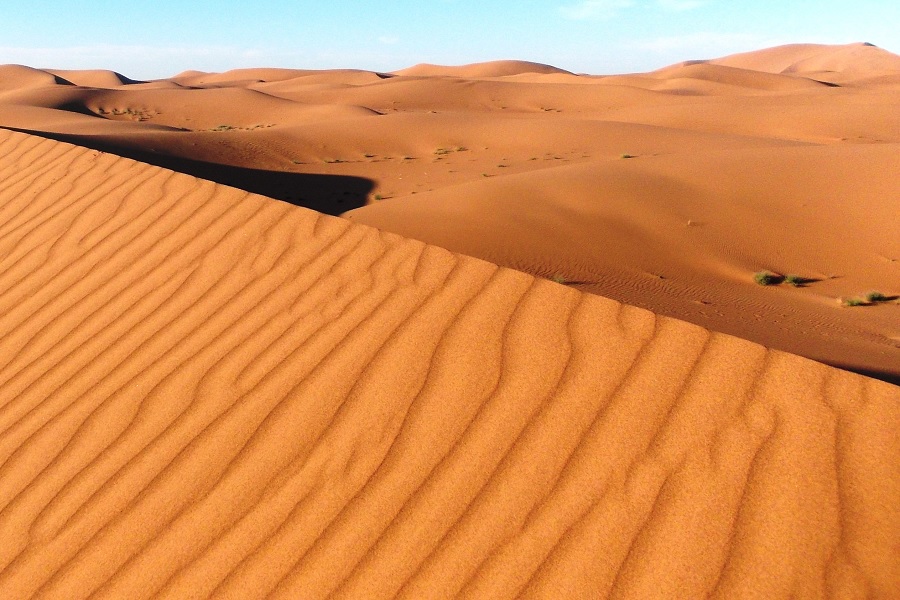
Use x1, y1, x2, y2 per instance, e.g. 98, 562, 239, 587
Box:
865, 291, 888, 303
754, 271, 784, 286
839, 297, 866, 307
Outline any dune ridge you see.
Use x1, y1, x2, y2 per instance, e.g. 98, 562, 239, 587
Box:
392, 60, 572, 78
1, 42, 899, 387
44, 69, 140, 88
1, 42, 898, 384
347, 141, 900, 383
709, 42, 900, 76
0, 128, 897, 599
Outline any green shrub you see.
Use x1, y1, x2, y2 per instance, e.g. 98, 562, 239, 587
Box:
839, 297, 866, 307
754, 271, 783, 286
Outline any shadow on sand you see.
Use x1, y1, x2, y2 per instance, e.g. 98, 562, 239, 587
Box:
1, 127, 374, 216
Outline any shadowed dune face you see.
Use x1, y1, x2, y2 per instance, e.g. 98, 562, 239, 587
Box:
1, 126, 374, 215
0, 42, 897, 383
0, 128, 898, 599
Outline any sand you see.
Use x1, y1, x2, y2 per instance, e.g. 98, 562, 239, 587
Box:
0, 43, 897, 384
0, 42, 898, 598
0, 127, 897, 599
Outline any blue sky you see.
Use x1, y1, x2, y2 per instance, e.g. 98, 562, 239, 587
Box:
2, 1, 898, 78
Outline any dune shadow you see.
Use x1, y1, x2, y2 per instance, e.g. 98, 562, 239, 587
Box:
0, 127, 374, 215
785, 276, 823, 287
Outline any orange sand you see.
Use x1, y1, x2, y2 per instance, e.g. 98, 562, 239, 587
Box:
0, 43, 896, 383
0, 127, 897, 599
0, 43, 898, 599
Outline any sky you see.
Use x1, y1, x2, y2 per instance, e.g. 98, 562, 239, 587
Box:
2, 1, 899, 78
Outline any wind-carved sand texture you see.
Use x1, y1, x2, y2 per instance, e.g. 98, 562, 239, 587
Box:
0, 128, 898, 599
1, 43, 897, 383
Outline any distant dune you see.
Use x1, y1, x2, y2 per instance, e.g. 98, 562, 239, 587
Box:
44, 69, 141, 88
392, 59, 573, 78
648, 62, 832, 91
0, 65, 74, 89
0, 128, 897, 599
709, 42, 900, 77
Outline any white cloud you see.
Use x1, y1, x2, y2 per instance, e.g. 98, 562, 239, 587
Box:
377, 36, 400, 45
560, 0, 635, 20
656, 0, 707, 11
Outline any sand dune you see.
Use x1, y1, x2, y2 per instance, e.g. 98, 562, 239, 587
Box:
0, 128, 898, 599
0, 65, 73, 90
0, 41, 897, 384
710, 42, 900, 76
44, 69, 139, 88
169, 68, 390, 88
648, 62, 831, 92
346, 142, 900, 382
392, 60, 572, 78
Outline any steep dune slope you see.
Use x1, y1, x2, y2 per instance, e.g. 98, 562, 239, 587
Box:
0, 129, 897, 599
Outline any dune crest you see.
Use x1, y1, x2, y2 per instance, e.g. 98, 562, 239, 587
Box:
1, 43, 898, 384
44, 69, 140, 88
0, 65, 73, 90
393, 59, 572, 78
649, 62, 831, 91
0, 128, 897, 599
708, 42, 900, 77
347, 142, 900, 383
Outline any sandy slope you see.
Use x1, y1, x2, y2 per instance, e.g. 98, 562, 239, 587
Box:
346, 143, 900, 381
0, 42, 897, 387
392, 60, 573, 77
1, 128, 898, 599
709, 42, 900, 79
